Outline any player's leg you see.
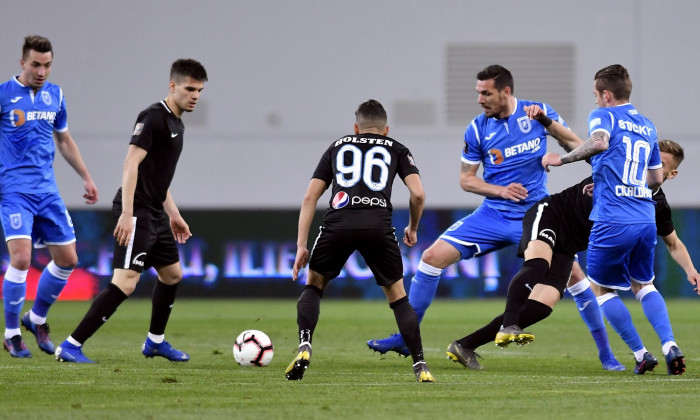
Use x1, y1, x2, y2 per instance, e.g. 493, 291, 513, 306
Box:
567, 263, 624, 371
588, 223, 657, 374
142, 219, 189, 362
56, 214, 151, 363
382, 281, 434, 382
629, 231, 685, 375
285, 269, 328, 380
141, 262, 189, 362
23, 196, 77, 354
496, 218, 555, 347
3, 238, 33, 358
1, 196, 37, 358
54, 268, 137, 363
369, 206, 515, 355
286, 226, 345, 380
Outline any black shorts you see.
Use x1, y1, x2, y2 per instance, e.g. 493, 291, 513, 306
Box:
518, 199, 587, 258
112, 213, 179, 272
308, 226, 403, 287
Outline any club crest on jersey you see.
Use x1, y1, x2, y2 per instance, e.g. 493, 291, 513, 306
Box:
332, 192, 349, 209
41, 91, 52, 105
10, 213, 22, 230
133, 123, 144, 135
517, 116, 532, 133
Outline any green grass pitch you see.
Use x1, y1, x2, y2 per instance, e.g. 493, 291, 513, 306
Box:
0, 298, 696, 419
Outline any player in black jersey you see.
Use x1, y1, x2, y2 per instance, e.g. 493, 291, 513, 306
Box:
55, 59, 208, 363
285, 99, 434, 382
446, 140, 697, 374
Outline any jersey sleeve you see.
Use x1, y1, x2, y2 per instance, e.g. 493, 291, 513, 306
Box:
648, 138, 662, 170
311, 147, 334, 183
588, 108, 612, 137
461, 120, 483, 164
397, 146, 420, 180
130, 110, 156, 151
654, 189, 675, 237
53, 88, 68, 132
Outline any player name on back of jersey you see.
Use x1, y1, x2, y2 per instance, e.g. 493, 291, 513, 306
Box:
334, 136, 394, 148
615, 184, 652, 199
617, 119, 653, 136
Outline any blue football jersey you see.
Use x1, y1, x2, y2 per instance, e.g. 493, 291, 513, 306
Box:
462, 98, 565, 216
588, 103, 661, 223
0, 76, 68, 194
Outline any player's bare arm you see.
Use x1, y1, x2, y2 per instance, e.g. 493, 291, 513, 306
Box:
114, 145, 147, 246
460, 161, 528, 201
292, 178, 328, 281
542, 131, 609, 171
661, 230, 700, 295
164, 190, 191, 244
403, 173, 425, 247
54, 130, 98, 204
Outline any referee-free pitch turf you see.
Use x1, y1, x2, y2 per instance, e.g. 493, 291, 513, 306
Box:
1, 298, 697, 419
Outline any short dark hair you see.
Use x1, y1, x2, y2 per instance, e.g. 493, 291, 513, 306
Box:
658, 139, 684, 166
355, 99, 387, 130
477, 64, 514, 93
170, 58, 208, 83
594, 64, 632, 101
22, 35, 53, 59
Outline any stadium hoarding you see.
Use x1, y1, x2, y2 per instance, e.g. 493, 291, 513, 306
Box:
1, 209, 698, 300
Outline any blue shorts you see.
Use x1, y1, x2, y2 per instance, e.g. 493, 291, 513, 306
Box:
439, 204, 523, 259
0, 192, 75, 248
586, 222, 656, 290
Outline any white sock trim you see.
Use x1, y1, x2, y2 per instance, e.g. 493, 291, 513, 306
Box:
67, 336, 83, 347
29, 310, 47, 326
46, 260, 73, 280
148, 333, 165, 344
635, 284, 658, 302
417, 261, 442, 277
596, 292, 618, 305
633, 348, 648, 362
662, 341, 678, 355
567, 278, 591, 296
4, 265, 28, 283
5, 328, 21, 339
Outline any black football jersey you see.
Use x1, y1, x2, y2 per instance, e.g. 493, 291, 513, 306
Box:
547, 177, 674, 252
312, 134, 420, 229
113, 101, 184, 216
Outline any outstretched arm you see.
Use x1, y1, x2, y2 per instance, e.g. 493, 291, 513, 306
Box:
542, 131, 609, 172
292, 178, 328, 281
662, 230, 700, 295
54, 130, 98, 204
403, 173, 425, 247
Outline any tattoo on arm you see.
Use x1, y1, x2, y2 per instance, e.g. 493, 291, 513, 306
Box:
561, 132, 608, 164
461, 162, 478, 173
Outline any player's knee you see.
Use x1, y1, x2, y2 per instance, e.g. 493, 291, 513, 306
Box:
53, 255, 78, 269
420, 244, 457, 269
507, 258, 549, 296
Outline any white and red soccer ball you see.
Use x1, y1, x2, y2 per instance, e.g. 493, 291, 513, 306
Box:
233, 330, 274, 367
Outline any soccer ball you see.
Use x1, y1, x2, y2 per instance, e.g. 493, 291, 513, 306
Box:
233, 330, 274, 367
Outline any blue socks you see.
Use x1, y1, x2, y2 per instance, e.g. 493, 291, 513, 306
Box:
3, 266, 28, 333
32, 261, 72, 321
598, 292, 644, 353
408, 261, 442, 323
568, 279, 617, 362
636, 285, 675, 346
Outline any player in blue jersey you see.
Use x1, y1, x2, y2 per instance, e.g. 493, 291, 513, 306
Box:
542, 64, 684, 375
368, 64, 584, 355
0, 35, 98, 358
